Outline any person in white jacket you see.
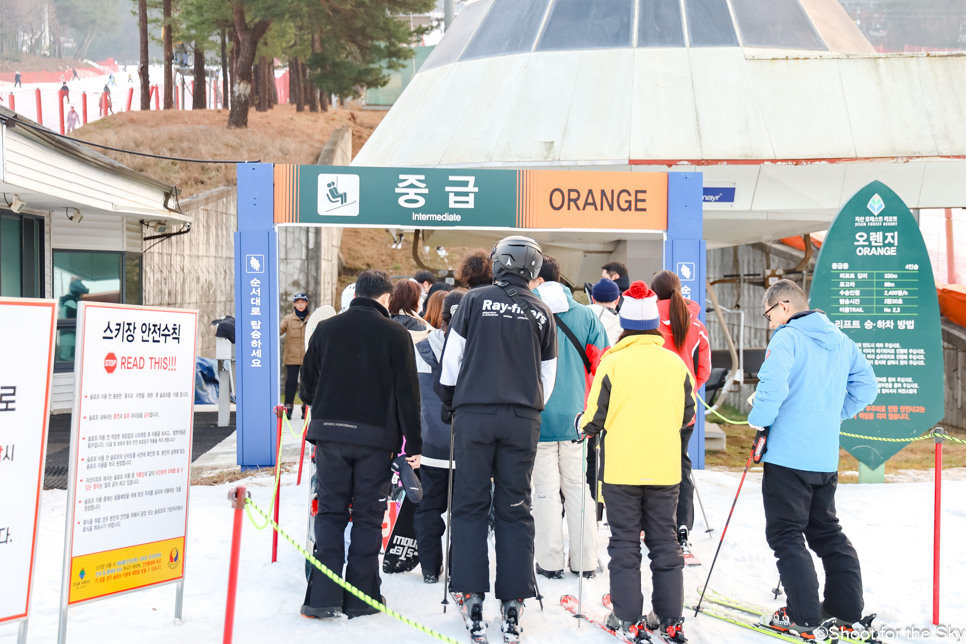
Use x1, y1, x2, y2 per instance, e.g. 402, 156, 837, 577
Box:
587, 278, 622, 347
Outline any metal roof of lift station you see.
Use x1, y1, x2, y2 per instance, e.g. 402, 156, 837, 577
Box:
355, 0, 966, 249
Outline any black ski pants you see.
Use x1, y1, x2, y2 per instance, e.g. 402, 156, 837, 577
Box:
284, 364, 301, 405
762, 463, 863, 626
303, 441, 392, 615
414, 464, 449, 577
602, 482, 684, 622
677, 426, 694, 532
450, 404, 540, 600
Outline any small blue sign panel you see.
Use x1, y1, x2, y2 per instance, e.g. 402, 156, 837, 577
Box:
703, 187, 736, 204
245, 255, 265, 273
676, 262, 696, 282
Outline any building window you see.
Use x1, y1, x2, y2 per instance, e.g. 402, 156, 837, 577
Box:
53, 250, 143, 371
537, 0, 634, 51
0, 211, 44, 298
685, 0, 739, 47
462, 0, 552, 60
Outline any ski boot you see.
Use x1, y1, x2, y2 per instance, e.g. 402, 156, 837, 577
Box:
823, 612, 880, 643
677, 526, 691, 555
646, 611, 687, 643
535, 564, 563, 580
423, 564, 443, 584
604, 613, 653, 643
284, 403, 293, 420
454, 592, 488, 643
500, 599, 524, 644
764, 607, 836, 640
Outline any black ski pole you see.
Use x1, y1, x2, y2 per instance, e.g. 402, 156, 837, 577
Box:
694, 444, 756, 617
692, 473, 714, 537
532, 565, 544, 611
772, 578, 783, 599
441, 419, 456, 613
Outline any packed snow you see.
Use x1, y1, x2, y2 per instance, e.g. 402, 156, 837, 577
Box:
3, 462, 964, 643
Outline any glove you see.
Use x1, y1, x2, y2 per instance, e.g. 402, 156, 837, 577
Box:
750, 425, 769, 464
572, 412, 588, 443
440, 401, 454, 425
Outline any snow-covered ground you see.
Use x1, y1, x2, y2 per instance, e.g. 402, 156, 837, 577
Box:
3, 463, 964, 643
0, 64, 222, 128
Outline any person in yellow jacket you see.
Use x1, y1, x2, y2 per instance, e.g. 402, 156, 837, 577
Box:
578, 281, 694, 644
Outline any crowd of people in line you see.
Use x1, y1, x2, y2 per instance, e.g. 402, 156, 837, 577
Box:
289, 236, 879, 644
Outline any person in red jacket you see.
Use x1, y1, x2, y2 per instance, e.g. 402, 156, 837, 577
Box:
651, 270, 711, 556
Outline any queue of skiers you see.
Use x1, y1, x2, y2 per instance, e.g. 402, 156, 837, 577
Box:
297, 235, 880, 644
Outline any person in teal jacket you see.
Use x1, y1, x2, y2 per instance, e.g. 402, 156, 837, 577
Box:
531, 257, 610, 579
748, 279, 878, 639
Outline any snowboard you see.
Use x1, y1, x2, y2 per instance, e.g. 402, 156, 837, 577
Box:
383, 495, 419, 573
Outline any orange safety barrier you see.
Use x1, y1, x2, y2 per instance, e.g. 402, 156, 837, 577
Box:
938, 284, 966, 328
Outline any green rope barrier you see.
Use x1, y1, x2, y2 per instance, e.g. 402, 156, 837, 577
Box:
839, 431, 932, 443
699, 393, 964, 446
699, 394, 749, 425
245, 498, 461, 644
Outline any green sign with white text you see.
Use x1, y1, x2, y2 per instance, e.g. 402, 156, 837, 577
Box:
810, 181, 944, 470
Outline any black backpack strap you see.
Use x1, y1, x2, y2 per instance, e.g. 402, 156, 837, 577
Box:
554, 313, 593, 374
495, 280, 542, 341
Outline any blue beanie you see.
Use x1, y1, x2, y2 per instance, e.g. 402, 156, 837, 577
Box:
592, 278, 620, 304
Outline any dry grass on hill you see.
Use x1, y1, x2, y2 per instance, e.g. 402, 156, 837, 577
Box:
0, 51, 87, 73
70, 104, 386, 197
338, 228, 480, 292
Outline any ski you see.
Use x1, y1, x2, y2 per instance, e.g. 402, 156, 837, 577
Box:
560, 595, 652, 644
692, 589, 882, 644
453, 592, 489, 644
640, 531, 700, 566
601, 594, 685, 644
687, 603, 809, 643
695, 585, 770, 617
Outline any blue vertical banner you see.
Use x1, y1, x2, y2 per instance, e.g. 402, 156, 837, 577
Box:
234, 163, 280, 470
665, 172, 706, 469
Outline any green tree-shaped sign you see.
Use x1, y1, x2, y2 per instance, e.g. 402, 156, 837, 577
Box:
811, 181, 945, 469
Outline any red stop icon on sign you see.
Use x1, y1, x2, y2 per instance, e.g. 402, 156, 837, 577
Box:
104, 353, 118, 373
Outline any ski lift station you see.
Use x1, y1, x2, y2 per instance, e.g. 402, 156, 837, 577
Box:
356, 0, 966, 273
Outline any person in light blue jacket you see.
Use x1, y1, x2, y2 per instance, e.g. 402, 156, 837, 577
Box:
748, 279, 878, 639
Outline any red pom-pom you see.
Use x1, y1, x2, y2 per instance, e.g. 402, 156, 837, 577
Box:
624, 280, 652, 300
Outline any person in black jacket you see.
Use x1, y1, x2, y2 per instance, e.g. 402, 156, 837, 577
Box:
413, 289, 465, 584
299, 269, 422, 620
436, 236, 558, 642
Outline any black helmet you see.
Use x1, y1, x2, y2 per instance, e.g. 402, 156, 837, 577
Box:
490, 236, 543, 281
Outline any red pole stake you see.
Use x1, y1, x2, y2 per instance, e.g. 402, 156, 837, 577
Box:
933, 428, 944, 626
296, 431, 307, 486
34, 88, 42, 125
8, 93, 14, 111
272, 407, 283, 563
126, 87, 134, 112
154, 85, 160, 110
223, 486, 247, 644
81, 92, 87, 124
58, 89, 67, 135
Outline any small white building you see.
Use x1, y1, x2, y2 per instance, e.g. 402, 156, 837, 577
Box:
0, 106, 189, 412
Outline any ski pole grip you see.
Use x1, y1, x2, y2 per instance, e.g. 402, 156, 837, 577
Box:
752, 426, 770, 464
